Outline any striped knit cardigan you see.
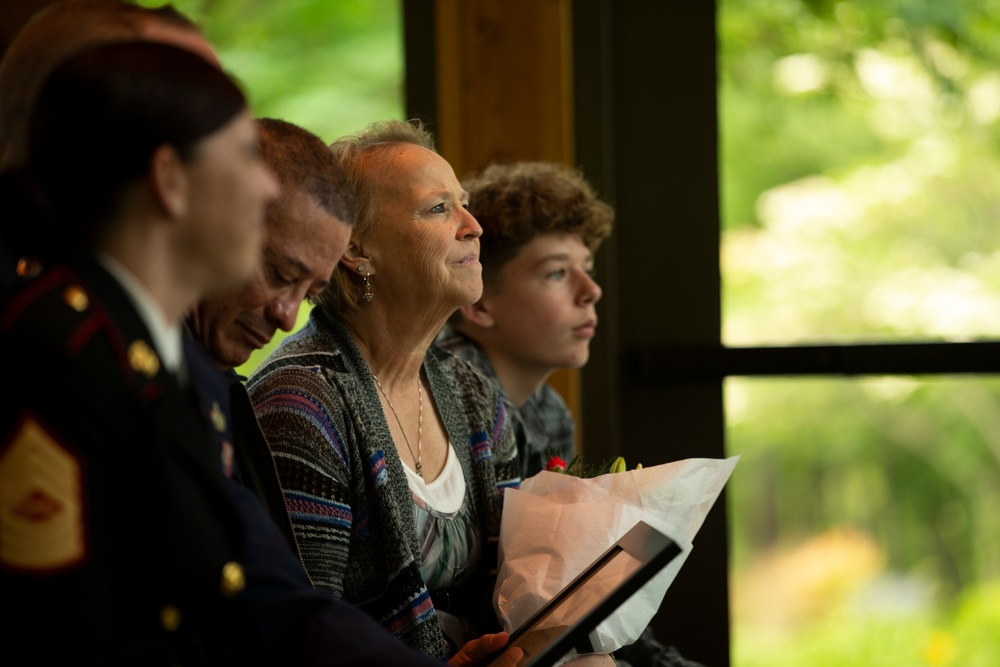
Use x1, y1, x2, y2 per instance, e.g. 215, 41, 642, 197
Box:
246, 307, 521, 660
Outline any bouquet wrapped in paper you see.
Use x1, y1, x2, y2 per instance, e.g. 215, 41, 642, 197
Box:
493, 455, 739, 655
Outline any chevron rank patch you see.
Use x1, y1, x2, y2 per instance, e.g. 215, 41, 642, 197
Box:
0, 416, 85, 571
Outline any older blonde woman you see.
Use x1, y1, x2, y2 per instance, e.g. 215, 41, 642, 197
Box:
247, 120, 521, 660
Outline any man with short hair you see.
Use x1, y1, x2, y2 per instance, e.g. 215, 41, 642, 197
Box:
189, 117, 354, 370
187, 116, 354, 543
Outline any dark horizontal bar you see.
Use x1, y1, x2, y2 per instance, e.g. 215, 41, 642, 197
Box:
626, 341, 1000, 384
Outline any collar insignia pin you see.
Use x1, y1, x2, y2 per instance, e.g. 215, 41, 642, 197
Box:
63, 286, 88, 312
128, 340, 160, 378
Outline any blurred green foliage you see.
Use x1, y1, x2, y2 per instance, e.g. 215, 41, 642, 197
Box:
136, 0, 404, 143
733, 577, 1000, 667
722, 0, 1000, 345
721, 1, 1000, 663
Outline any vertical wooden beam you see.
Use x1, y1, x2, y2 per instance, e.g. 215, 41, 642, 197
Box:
433, 0, 573, 177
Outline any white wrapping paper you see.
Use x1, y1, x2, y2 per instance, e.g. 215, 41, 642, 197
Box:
493, 455, 740, 654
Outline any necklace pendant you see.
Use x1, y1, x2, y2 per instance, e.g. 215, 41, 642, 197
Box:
415, 461, 423, 478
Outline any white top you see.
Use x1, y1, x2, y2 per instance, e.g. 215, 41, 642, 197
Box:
402, 441, 466, 514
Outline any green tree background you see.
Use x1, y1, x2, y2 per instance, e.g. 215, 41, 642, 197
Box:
721, 1, 1000, 665
145, 0, 405, 143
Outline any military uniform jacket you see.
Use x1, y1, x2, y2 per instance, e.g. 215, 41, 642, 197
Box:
181, 328, 299, 551
0, 260, 455, 667
0, 260, 250, 664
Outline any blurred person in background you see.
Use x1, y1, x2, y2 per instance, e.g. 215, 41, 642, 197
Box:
0, 0, 218, 292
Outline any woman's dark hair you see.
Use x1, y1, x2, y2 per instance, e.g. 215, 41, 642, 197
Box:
1, 40, 246, 260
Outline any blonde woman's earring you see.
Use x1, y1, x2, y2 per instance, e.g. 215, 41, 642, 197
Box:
358, 265, 373, 302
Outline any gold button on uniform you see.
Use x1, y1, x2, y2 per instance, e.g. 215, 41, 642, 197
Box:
127, 340, 160, 378
160, 605, 182, 632
63, 286, 89, 312
220, 561, 245, 598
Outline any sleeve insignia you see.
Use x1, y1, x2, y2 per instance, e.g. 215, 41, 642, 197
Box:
210, 401, 227, 432
128, 339, 160, 378
0, 416, 85, 571
220, 440, 234, 478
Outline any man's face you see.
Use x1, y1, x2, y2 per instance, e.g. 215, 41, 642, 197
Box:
478, 232, 602, 373
191, 187, 352, 368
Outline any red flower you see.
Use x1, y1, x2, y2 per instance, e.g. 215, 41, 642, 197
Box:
545, 455, 567, 473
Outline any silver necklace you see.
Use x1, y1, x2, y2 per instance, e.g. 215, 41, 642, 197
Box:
372, 372, 423, 478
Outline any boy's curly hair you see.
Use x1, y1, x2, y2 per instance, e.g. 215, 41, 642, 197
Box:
463, 161, 614, 284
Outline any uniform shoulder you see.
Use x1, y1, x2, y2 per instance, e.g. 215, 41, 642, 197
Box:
3, 269, 99, 343
1, 267, 136, 381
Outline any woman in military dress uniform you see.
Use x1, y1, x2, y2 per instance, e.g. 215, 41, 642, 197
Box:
0, 40, 281, 664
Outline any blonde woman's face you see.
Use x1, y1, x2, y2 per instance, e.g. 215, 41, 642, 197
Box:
362, 144, 483, 313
